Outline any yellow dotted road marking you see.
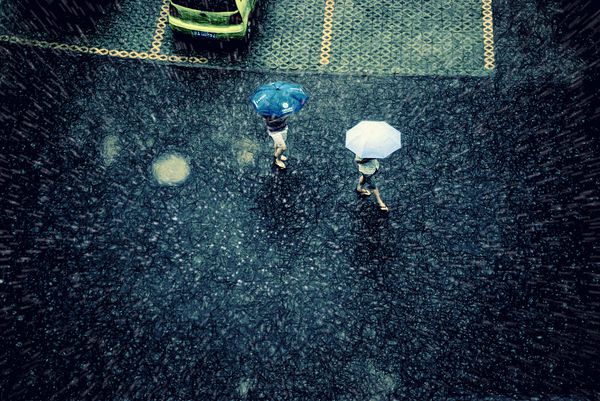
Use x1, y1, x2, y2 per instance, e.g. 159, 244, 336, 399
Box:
0, 35, 208, 64
150, 0, 171, 54
482, 0, 495, 70
319, 0, 335, 65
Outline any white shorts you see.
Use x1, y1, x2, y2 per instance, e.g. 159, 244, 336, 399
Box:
268, 128, 288, 149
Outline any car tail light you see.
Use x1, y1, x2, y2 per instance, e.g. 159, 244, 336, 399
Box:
169, 4, 180, 18
229, 12, 242, 24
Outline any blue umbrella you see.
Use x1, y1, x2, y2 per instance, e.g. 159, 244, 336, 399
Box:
249, 81, 309, 118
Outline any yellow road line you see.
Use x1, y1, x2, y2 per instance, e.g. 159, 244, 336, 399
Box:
319, 0, 335, 65
482, 0, 496, 70
0, 34, 208, 64
150, 0, 171, 54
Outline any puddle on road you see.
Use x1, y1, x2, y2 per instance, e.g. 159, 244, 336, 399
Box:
152, 153, 191, 185
232, 137, 259, 167
101, 134, 121, 166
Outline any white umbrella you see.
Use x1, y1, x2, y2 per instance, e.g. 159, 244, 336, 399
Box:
345, 121, 402, 158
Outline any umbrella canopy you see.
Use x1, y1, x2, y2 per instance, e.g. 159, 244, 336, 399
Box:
345, 121, 402, 159
250, 81, 309, 118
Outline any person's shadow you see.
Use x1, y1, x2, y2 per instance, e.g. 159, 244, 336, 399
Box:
252, 167, 322, 239
348, 198, 397, 279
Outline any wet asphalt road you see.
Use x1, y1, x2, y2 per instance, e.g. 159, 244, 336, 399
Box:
1, 0, 600, 400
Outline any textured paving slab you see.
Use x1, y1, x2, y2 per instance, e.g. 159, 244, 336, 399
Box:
0, 0, 159, 51
324, 0, 489, 75
0, 0, 494, 75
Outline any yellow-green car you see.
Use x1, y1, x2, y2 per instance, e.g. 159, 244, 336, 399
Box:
168, 0, 258, 41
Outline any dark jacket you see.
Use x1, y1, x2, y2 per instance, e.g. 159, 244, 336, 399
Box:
264, 116, 289, 133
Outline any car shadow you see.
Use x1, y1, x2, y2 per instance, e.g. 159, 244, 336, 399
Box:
171, 32, 252, 61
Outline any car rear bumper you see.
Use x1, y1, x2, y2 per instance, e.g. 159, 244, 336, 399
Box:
168, 16, 246, 39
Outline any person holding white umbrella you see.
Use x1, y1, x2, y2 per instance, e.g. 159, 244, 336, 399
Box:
355, 156, 388, 211
345, 121, 402, 212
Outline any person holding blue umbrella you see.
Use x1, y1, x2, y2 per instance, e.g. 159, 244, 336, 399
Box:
264, 114, 291, 169
345, 121, 403, 212
250, 82, 309, 169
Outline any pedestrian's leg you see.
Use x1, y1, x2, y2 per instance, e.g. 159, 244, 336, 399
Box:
274, 144, 286, 159
356, 174, 370, 195
274, 144, 287, 169
271, 133, 287, 169
372, 188, 388, 211
280, 130, 288, 161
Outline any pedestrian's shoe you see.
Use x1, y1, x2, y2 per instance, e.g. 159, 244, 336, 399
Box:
274, 159, 286, 169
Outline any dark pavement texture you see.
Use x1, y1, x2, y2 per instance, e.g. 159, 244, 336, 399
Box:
1, 0, 599, 400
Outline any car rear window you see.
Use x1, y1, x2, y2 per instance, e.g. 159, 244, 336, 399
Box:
173, 0, 238, 12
